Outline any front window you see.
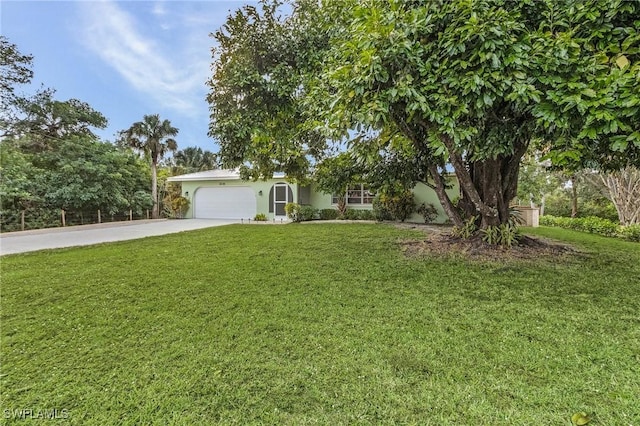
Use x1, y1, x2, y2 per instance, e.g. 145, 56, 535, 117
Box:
332, 184, 374, 205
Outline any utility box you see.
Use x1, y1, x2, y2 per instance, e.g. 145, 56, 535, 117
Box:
514, 206, 540, 227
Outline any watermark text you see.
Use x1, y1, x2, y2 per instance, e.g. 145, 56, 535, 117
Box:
3, 408, 69, 420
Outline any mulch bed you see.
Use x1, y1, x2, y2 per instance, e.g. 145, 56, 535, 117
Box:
395, 223, 580, 262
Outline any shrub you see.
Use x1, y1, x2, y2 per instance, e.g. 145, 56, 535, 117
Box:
618, 224, 640, 242
169, 196, 190, 219
298, 205, 319, 221
541, 215, 617, 237
373, 191, 415, 222
372, 198, 393, 221
285, 202, 301, 222
343, 209, 375, 220
319, 208, 339, 220
541, 215, 639, 242
357, 209, 375, 220
343, 209, 356, 220
285, 203, 318, 222
254, 213, 267, 221
451, 216, 477, 239
577, 216, 619, 237
417, 203, 438, 223
480, 223, 521, 248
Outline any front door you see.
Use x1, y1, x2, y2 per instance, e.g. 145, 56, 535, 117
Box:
274, 183, 289, 218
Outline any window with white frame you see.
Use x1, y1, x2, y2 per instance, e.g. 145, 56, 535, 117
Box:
332, 184, 375, 205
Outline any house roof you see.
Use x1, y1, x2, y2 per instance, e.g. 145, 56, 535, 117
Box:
167, 169, 286, 182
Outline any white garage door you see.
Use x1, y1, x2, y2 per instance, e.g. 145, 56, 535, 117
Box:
194, 187, 256, 219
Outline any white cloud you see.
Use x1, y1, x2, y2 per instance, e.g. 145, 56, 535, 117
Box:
77, 0, 210, 115
152, 1, 167, 17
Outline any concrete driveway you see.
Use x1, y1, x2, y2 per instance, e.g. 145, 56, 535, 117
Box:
0, 219, 236, 256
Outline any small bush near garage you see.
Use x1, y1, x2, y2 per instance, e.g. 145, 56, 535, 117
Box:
169, 196, 190, 219
372, 198, 393, 221
254, 213, 268, 221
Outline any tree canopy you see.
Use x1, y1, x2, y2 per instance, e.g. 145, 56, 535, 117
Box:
173, 146, 217, 173
1, 35, 34, 115
8, 90, 108, 144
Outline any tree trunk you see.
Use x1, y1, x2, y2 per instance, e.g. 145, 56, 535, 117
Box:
428, 164, 463, 226
391, 111, 464, 225
151, 160, 159, 219
446, 140, 526, 230
570, 175, 578, 218
452, 154, 522, 229
393, 113, 527, 231
598, 167, 640, 225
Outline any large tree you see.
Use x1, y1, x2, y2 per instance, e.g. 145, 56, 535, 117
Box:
118, 114, 178, 219
1, 37, 107, 142
35, 136, 151, 215
313, 0, 640, 229
208, 0, 640, 233
1, 37, 153, 231
1, 35, 34, 130
207, 0, 328, 181
8, 90, 108, 147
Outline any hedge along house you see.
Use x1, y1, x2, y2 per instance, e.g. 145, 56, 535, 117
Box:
167, 169, 458, 222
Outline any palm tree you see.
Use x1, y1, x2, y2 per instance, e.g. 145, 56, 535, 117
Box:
120, 114, 178, 219
174, 146, 217, 173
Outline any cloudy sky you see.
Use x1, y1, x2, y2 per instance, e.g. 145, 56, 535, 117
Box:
2, 0, 257, 151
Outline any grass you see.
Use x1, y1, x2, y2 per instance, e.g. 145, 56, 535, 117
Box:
1, 223, 639, 425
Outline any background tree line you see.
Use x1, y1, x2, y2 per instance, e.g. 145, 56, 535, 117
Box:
0, 36, 216, 231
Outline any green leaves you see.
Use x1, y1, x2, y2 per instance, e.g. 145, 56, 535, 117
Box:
0, 135, 152, 227
571, 412, 591, 425
615, 54, 629, 69
207, 0, 328, 179
7, 90, 107, 143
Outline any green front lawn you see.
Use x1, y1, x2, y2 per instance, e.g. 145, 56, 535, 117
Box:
1, 224, 639, 425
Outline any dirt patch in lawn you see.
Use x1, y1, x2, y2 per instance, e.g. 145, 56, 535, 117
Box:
395, 223, 579, 262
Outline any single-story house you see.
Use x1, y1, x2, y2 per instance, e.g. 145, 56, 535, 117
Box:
167, 169, 458, 222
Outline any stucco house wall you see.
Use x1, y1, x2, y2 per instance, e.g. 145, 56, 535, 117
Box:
179, 179, 296, 220
169, 170, 459, 223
